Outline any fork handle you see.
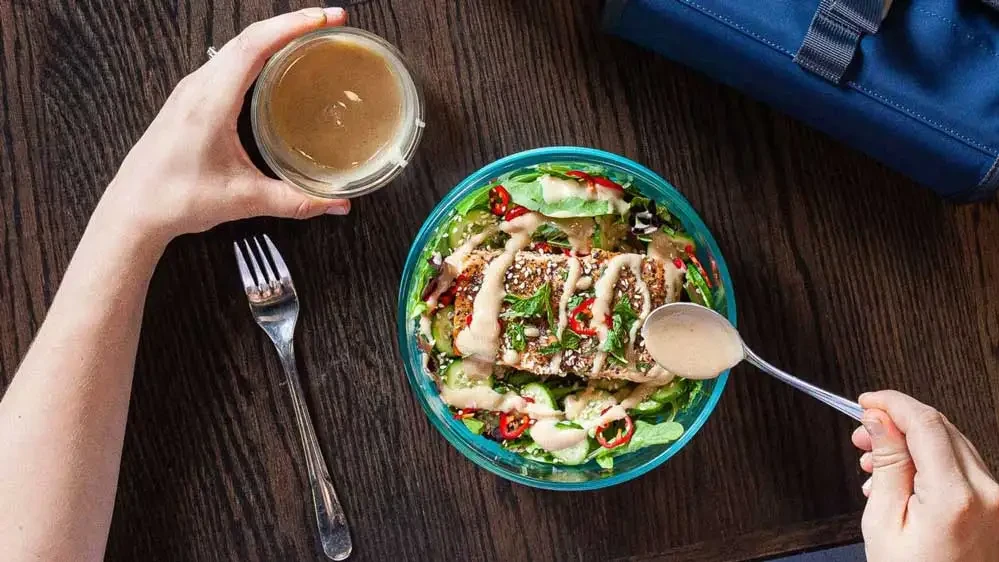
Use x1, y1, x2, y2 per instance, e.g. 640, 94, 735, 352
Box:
276, 342, 353, 561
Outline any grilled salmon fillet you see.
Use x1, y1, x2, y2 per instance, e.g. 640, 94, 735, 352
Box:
451, 249, 682, 380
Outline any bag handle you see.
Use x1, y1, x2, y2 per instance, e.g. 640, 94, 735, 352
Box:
794, 0, 887, 83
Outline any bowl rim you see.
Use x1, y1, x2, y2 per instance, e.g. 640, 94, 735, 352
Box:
396, 146, 736, 491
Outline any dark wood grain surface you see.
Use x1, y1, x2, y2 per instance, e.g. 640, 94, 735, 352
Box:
2, 0, 998, 560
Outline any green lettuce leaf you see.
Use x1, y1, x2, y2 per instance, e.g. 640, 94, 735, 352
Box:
590, 420, 685, 462
504, 177, 617, 218
462, 417, 486, 435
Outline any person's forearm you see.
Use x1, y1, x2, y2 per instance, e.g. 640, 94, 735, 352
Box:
0, 196, 166, 562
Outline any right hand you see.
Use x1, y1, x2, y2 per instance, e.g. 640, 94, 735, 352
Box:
853, 390, 999, 561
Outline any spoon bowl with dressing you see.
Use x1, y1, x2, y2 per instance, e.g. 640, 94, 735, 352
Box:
642, 303, 863, 420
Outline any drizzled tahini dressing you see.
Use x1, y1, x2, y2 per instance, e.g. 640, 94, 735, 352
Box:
540, 175, 629, 216
440, 385, 561, 419
454, 213, 545, 361
420, 226, 499, 343
588, 254, 650, 374
647, 231, 680, 262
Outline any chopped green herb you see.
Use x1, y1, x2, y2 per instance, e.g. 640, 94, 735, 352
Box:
602, 298, 640, 364
506, 323, 527, 352
462, 417, 486, 435
637, 361, 652, 372
567, 294, 586, 311
560, 328, 582, 350
538, 340, 562, 355
555, 421, 583, 430
502, 283, 555, 328
532, 223, 570, 247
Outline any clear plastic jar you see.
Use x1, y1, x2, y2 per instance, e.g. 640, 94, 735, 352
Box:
251, 27, 425, 199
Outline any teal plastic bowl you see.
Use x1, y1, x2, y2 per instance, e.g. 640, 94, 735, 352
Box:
397, 147, 735, 490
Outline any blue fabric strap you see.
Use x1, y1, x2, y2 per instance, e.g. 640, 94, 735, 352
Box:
795, 0, 884, 83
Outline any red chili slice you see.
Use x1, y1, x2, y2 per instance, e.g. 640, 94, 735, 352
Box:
488, 185, 511, 216
568, 297, 598, 337
672, 257, 686, 271
566, 170, 623, 192
465, 315, 473, 327
503, 205, 529, 221
596, 411, 635, 449
499, 412, 530, 439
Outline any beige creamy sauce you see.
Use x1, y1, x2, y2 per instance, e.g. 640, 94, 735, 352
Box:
647, 231, 681, 262
540, 175, 629, 216
454, 213, 545, 361
644, 308, 744, 379
440, 385, 561, 419
588, 254, 651, 374
419, 226, 499, 344
553, 217, 595, 254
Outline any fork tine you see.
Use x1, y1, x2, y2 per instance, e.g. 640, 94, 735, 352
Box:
233, 242, 256, 291
263, 234, 291, 281
242, 239, 266, 287
253, 237, 277, 284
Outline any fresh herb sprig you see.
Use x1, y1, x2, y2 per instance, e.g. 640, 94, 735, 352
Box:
502, 283, 556, 328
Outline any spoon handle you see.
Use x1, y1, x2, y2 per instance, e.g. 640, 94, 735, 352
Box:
743, 347, 864, 421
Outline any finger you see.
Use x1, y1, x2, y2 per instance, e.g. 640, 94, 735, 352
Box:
943, 417, 996, 488
862, 477, 872, 497
861, 409, 915, 525
244, 177, 351, 219
213, 7, 348, 100
852, 425, 872, 452
859, 390, 964, 487
860, 452, 873, 473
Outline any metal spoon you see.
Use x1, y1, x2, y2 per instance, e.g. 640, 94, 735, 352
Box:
641, 302, 863, 420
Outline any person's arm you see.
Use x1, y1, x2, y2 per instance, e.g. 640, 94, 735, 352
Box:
853, 390, 999, 561
0, 8, 348, 561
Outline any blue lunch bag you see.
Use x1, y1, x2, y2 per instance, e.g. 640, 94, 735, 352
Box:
602, 0, 999, 201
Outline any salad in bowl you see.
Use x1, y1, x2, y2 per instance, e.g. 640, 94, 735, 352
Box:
399, 147, 734, 488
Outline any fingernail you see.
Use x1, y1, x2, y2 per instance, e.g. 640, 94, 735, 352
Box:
324, 7, 346, 20
325, 200, 351, 215
300, 7, 326, 20
862, 418, 885, 439
862, 477, 872, 495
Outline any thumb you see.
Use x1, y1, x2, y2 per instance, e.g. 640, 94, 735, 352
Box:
246, 177, 351, 219
862, 409, 915, 526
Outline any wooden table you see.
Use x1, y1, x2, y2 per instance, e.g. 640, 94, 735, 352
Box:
2, 1, 998, 560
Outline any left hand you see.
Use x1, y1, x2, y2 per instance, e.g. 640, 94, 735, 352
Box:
99, 7, 351, 246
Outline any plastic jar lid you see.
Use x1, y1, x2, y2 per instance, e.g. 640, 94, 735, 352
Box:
251, 27, 425, 199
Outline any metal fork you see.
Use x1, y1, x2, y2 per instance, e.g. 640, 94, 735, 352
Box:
234, 235, 352, 561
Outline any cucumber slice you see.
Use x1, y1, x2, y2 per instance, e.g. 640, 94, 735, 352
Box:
444, 360, 494, 389
551, 438, 591, 465
520, 382, 556, 409
432, 306, 455, 355
629, 399, 664, 416
448, 209, 498, 249
567, 390, 617, 424
650, 381, 685, 403
685, 263, 713, 309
